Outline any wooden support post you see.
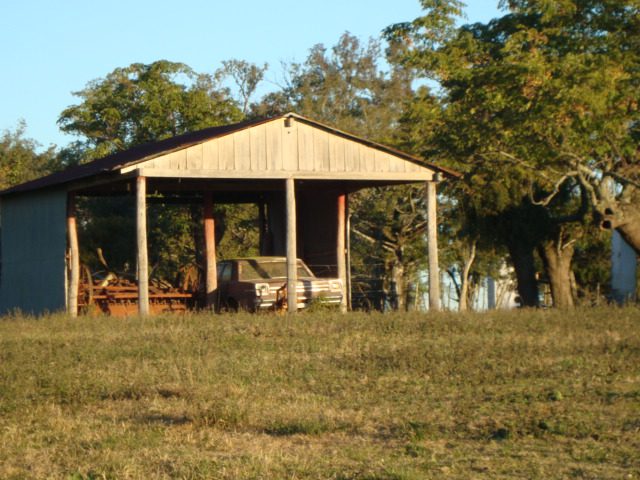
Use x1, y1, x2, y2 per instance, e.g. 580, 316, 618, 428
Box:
137, 176, 150, 316
67, 193, 80, 318
286, 178, 298, 313
346, 194, 352, 310
337, 193, 348, 313
203, 192, 217, 309
426, 180, 441, 311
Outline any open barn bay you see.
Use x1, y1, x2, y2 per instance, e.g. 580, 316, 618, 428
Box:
0, 308, 638, 479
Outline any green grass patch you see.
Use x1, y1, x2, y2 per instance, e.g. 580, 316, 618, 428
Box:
0, 308, 638, 478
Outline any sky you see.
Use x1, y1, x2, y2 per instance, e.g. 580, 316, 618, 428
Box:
0, 1, 502, 151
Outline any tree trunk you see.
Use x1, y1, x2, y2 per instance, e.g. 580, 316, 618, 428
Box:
390, 259, 406, 311
426, 181, 441, 311
597, 189, 640, 255
538, 239, 575, 309
614, 222, 640, 256
458, 239, 477, 312
507, 242, 539, 307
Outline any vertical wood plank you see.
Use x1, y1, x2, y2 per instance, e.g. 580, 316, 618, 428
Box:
334, 136, 346, 171
345, 140, 358, 172
203, 192, 217, 309
390, 155, 407, 173
374, 150, 384, 172
203, 139, 220, 170
67, 193, 79, 318
266, 121, 283, 171
168, 151, 177, 170
314, 129, 330, 172
389, 154, 400, 173
337, 193, 347, 313
328, 135, 337, 172
220, 135, 235, 170
137, 176, 150, 316
258, 124, 268, 170
286, 178, 298, 312
250, 126, 262, 171
363, 149, 375, 172
426, 181, 440, 311
405, 160, 420, 173
282, 118, 298, 171
298, 123, 314, 171
235, 129, 251, 171
187, 144, 203, 170
167, 151, 186, 170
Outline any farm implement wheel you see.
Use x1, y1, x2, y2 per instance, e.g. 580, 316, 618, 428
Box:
78, 264, 94, 309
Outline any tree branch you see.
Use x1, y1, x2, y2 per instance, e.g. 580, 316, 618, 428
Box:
529, 173, 577, 206
352, 228, 396, 253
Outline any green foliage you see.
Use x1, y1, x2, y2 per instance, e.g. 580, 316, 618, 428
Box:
387, 0, 640, 306
0, 121, 59, 189
58, 60, 242, 162
217, 59, 268, 114
254, 32, 414, 143
57, 61, 256, 280
0, 308, 638, 478
572, 228, 612, 301
214, 203, 260, 259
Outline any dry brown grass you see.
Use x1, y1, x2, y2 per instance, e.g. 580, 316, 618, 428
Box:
0, 307, 638, 479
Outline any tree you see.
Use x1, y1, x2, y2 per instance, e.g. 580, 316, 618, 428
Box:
59, 60, 242, 161
57, 60, 244, 280
396, 84, 510, 311
0, 121, 59, 189
217, 59, 268, 115
387, 0, 639, 307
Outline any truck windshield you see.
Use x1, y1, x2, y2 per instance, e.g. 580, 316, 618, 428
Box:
238, 260, 313, 280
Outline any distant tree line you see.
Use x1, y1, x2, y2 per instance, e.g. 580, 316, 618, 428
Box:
2, 0, 637, 310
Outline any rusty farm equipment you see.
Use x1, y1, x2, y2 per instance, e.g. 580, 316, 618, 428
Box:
77, 255, 197, 316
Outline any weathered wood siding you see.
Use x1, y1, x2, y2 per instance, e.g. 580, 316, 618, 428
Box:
0, 189, 67, 314
126, 118, 434, 181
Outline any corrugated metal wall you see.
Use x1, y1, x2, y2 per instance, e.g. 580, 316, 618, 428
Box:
0, 189, 67, 314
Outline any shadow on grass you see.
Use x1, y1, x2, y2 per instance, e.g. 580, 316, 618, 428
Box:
264, 419, 335, 436
135, 413, 192, 426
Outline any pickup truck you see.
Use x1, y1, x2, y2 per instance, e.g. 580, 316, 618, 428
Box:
216, 257, 343, 311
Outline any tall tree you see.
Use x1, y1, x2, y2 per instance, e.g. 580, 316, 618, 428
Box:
57, 60, 244, 280
59, 60, 241, 161
217, 59, 268, 115
387, 0, 639, 307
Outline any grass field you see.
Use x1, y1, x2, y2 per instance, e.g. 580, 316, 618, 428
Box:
0, 307, 638, 479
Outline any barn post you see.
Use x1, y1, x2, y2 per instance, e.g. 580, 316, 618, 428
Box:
136, 175, 150, 316
345, 194, 353, 310
67, 192, 80, 317
337, 193, 348, 312
426, 179, 441, 311
203, 192, 217, 309
285, 177, 298, 312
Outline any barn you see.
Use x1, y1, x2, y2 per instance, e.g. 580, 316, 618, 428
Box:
0, 112, 457, 315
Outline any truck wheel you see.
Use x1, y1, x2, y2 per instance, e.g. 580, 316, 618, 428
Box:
224, 298, 239, 312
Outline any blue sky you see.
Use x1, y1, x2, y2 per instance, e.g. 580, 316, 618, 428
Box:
0, 1, 501, 150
